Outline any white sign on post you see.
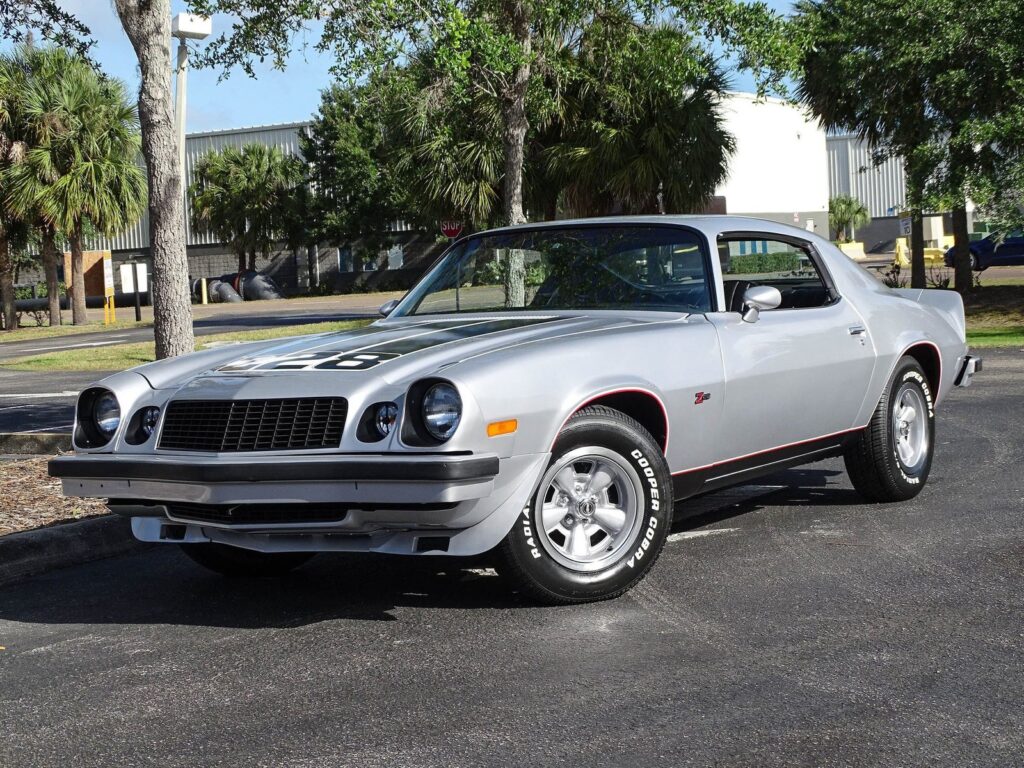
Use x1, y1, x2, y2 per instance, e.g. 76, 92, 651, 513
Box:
119, 263, 149, 293
102, 254, 115, 297
899, 216, 913, 237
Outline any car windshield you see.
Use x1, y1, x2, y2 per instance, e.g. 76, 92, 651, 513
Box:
395, 225, 712, 316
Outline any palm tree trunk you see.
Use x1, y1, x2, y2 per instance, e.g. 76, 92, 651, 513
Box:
951, 203, 972, 294
69, 226, 88, 325
0, 235, 17, 332
114, 0, 194, 359
41, 228, 61, 326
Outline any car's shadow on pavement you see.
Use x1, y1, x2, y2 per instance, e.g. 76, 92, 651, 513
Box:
673, 467, 860, 533
0, 466, 864, 629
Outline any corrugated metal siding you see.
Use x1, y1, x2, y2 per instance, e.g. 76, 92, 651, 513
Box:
90, 122, 312, 253
827, 135, 907, 218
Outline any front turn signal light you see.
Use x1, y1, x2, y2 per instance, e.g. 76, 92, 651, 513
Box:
487, 419, 518, 437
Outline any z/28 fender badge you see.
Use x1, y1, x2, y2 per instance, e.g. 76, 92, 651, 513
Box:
694, 391, 711, 405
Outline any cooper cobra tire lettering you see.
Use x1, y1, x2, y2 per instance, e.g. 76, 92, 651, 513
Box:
521, 506, 541, 558
497, 405, 673, 604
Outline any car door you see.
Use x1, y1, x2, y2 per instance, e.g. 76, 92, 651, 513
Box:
993, 230, 1024, 265
705, 233, 877, 474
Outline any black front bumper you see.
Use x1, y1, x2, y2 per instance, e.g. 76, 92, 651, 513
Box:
48, 453, 500, 484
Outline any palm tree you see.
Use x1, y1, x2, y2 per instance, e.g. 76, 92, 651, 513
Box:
828, 195, 871, 242
545, 21, 734, 217
0, 44, 65, 326
43, 68, 146, 324
2, 45, 145, 326
190, 143, 305, 273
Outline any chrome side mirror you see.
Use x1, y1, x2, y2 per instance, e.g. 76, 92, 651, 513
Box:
741, 285, 782, 323
379, 299, 399, 317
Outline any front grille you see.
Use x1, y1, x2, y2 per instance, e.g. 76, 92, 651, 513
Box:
164, 501, 350, 526
158, 398, 347, 452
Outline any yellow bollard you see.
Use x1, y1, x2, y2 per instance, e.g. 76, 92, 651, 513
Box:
200, 277, 209, 305
103, 296, 116, 324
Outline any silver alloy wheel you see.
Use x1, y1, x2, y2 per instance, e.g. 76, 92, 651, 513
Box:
892, 383, 929, 471
533, 446, 645, 573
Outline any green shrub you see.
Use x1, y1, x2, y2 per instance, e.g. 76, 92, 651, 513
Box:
726, 252, 801, 274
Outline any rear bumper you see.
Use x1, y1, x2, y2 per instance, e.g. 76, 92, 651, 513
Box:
954, 355, 982, 387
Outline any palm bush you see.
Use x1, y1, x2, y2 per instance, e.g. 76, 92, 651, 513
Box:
828, 195, 872, 242
190, 143, 305, 273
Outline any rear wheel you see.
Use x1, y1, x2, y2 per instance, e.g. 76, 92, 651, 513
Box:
180, 543, 315, 577
497, 405, 673, 604
844, 356, 935, 502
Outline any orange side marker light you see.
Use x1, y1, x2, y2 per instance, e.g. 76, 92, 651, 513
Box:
487, 419, 518, 437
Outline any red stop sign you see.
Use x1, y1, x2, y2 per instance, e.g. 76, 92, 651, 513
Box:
440, 220, 464, 239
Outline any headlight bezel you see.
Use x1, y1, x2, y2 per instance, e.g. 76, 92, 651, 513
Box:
124, 406, 161, 445
422, 383, 462, 442
74, 387, 121, 448
402, 378, 463, 446
357, 401, 400, 443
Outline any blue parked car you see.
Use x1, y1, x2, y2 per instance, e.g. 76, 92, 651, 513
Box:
945, 230, 1024, 271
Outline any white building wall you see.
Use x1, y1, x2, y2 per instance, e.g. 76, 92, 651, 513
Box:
715, 93, 829, 223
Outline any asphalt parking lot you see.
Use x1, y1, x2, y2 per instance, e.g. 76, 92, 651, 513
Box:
1, 348, 1021, 767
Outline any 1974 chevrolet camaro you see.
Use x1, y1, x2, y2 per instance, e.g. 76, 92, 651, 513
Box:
50, 216, 982, 603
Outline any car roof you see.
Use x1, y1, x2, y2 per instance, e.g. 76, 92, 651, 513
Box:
473, 215, 822, 241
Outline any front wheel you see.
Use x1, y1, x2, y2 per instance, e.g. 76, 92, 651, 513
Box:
497, 405, 673, 604
844, 356, 935, 502
180, 543, 315, 577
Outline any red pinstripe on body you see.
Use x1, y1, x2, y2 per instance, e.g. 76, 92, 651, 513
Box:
552, 387, 670, 454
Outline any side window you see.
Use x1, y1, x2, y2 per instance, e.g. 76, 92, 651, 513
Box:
717, 236, 834, 312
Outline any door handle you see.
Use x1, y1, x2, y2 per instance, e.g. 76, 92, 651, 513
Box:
848, 325, 867, 336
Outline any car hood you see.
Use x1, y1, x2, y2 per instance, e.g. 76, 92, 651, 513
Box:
134, 312, 682, 391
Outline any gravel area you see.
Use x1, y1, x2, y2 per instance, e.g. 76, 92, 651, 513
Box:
0, 455, 107, 536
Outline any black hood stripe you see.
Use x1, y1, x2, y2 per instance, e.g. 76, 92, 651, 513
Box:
217, 316, 566, 373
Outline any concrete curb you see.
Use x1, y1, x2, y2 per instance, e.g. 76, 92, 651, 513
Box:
0, 432, 71, 454
0, 515, 148, 588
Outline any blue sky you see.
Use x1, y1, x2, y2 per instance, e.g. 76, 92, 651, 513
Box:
56, 0, 790, 134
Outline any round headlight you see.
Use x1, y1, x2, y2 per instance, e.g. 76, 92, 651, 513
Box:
93, 391, 121, 437
375, 403, 399, 437
422, 383, 462, 442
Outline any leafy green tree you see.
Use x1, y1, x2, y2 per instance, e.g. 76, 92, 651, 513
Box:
795, 0, 1024, 293
191, 0, 797, 227
302, 83, 408, 248
190, 143, 305, 273
828, 195, 871, 243
795, 0, 938, 289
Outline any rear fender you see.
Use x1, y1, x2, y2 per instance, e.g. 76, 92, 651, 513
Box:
893, 288, 966, 341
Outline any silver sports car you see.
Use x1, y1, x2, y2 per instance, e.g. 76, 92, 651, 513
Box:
51, 216, 982, 603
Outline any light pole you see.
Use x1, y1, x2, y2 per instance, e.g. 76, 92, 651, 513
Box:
171, 14, 212, 199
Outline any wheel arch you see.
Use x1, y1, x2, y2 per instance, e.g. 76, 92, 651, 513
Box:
553, 388, 669, 454
902, 341, 941, 396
